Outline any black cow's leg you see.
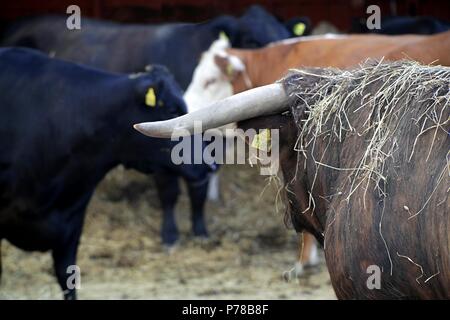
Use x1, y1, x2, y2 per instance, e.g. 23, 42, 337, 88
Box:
52, 240, 79, 300
0, 240, 2, 285
154, 171, 180, 246
52, 220, 83, 300
186, 178, 209, 238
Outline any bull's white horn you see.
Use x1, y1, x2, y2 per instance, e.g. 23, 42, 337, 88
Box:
133, 83, 288, 138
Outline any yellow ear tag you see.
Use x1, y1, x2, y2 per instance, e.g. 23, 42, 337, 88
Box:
293, 22, 306, 36
219, 31, 229, 42
145, 88, 156, 107
226, 63, 234, 77
251, 129, 271, 152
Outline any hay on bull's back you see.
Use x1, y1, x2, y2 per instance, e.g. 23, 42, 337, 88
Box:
282, 60, 450, 208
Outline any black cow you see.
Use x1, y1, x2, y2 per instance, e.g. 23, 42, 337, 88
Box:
0, 6, 295, 241
0, 47, 214, 299
1, 5, 294, 89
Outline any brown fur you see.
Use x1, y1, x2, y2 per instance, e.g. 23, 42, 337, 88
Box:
299, 233, 317, 265
218, 32, 450, 93
242, 63, 449, 299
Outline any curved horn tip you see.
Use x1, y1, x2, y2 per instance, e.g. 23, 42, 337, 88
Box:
133, 122, 173, 138
133, 123, 149, 136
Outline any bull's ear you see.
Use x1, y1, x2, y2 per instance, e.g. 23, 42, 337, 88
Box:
250, 128, 272, 152
239, 114, 297, 150
239, 114, 287, 132
238, 114, 293, 152
214, 54, 245, 81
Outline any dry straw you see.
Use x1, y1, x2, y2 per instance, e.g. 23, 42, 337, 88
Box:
282, 59, 450, 210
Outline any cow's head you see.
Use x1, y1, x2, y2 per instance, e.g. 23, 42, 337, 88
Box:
184, 37, 251, 112
239, 114, 325, 242
121, 65, 216, 180
213, 51, 251, 94
184, 37, 235, 113
184, 38, 250, 113
216, 5, 291, 48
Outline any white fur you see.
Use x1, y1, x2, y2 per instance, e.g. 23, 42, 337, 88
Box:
206, 173, 220, 201
305, 241, 320, 267
184, 37, 234, 113
184, 37, 241, 202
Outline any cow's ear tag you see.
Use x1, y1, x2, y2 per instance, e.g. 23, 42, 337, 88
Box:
219, 31, 229, 41
145, 88, 156, 107
293, 22, 306, 36
226, 63, 234, 77
251, 129, 271, 152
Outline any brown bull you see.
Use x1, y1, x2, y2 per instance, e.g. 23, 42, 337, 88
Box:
135, 61, 450, 299
185, 31, 450, 278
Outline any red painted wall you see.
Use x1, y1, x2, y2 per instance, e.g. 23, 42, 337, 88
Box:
1, 0, 449, 31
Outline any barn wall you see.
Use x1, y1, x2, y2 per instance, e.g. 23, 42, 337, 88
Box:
1, 0, 449, 31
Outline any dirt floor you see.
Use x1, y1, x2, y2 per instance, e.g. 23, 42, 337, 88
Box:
0, 164, 335, 299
